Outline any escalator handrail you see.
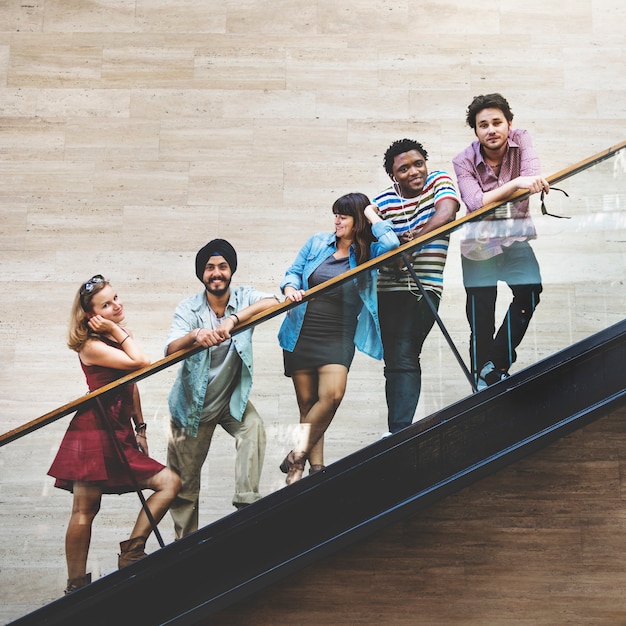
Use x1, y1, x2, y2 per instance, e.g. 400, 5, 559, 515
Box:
1, 139, 624, 447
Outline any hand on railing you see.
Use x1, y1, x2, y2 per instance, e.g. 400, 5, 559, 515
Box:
193, 327, 230, 348
284, 287, 306, 303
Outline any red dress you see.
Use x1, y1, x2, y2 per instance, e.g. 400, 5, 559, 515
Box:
48, 338, 165, 494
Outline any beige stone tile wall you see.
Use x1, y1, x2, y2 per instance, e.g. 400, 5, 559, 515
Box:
0, 0, 624, 621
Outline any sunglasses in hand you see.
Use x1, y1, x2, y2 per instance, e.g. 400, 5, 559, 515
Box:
540, 187, 571, 219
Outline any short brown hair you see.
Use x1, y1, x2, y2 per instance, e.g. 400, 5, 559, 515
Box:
465, 93, 514, 130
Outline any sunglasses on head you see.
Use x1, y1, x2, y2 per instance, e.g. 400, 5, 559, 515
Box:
540, 187, 571, 219
80, 275, 105, 295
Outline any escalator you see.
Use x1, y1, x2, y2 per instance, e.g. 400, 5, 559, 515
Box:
4, 141, 625, 625
10, 318, 626, 626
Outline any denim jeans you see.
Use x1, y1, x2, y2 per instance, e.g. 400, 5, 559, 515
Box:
378, 290, 439, 433
462, 240, 542, 378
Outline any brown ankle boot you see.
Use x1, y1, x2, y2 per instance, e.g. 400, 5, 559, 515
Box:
118, 536, 148, 569
64, 572, 91, 594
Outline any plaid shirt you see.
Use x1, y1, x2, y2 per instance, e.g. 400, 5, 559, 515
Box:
453, 128, 540, 260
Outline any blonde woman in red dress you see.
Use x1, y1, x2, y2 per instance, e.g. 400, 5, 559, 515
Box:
48, 275, 181, 594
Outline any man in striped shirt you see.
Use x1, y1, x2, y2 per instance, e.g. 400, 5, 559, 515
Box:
453, 93, 549, 390
373, 139, 460, 434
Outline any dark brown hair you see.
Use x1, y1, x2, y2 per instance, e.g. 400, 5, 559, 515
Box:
465, 93, 514, 129
332, 192, 375, 266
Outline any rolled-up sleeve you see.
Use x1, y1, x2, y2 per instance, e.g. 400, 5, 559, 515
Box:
453, 147, 485, 213
370, 220, 400, 258
280, 236, 314, 293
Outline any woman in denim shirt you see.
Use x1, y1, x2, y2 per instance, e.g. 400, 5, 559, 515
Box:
278, 192, 399, 484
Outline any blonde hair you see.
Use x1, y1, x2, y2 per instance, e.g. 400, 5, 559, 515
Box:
67, 275, 109, 353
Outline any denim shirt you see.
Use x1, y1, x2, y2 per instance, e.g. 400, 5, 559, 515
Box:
166, 286, 278, 437
278, 220, 399, 360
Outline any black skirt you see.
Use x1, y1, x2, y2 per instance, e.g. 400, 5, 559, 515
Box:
283, 257, 361, 376
283, 316, 357, 375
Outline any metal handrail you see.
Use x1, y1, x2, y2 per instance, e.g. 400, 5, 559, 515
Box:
2, 139, 625, 448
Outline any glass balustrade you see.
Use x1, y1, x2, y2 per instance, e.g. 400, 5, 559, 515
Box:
1, 143, 624, 623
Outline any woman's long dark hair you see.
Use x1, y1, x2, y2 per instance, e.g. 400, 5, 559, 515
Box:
332, 192, 375, 266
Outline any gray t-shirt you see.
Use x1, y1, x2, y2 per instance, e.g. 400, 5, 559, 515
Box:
198, 309, 242, 422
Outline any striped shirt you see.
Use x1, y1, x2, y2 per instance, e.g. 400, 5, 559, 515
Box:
373, 170, 460, 297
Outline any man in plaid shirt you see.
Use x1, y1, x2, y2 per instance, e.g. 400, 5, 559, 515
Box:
453, 93, 549, 390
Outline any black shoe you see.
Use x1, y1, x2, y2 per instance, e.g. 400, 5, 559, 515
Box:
477, 361, 509, 390
279, 453, 291, 474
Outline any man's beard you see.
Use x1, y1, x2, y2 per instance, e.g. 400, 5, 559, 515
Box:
204, 276, 231, 297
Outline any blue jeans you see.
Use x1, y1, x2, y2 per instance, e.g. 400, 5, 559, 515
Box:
378, 290, 439, 433
462, 240, 542, 378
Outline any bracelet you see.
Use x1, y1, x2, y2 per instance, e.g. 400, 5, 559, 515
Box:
194, 328, 201, 341
120, 334, 130, 346
135, 423, 147, 433
230, 313, 240, 325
